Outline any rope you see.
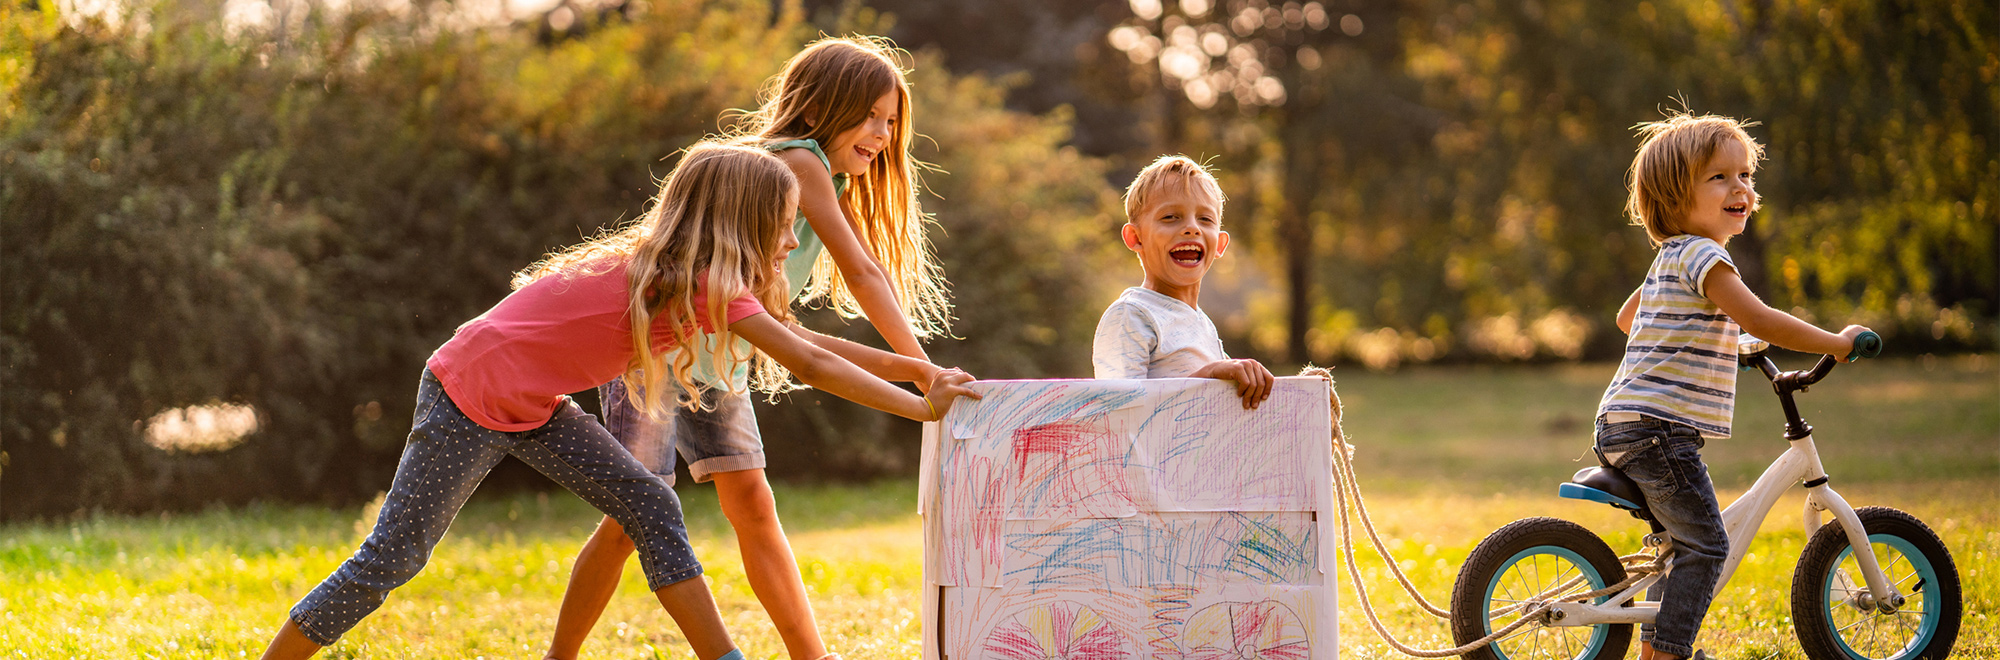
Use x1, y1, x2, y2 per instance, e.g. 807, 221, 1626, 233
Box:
1300, 366, 1668, 658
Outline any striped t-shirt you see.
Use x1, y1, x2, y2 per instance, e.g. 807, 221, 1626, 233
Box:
1598, 235, 1740, 437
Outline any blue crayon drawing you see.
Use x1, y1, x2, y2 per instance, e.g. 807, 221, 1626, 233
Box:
925, 377, 1337, 660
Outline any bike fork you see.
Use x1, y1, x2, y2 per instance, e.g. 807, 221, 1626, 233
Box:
1807, 482, 1901, 610
1777, 381, 1901, 612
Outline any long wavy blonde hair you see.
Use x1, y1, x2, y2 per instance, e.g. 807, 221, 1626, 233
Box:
512, 143, 800, 414
724, 35, 951, 337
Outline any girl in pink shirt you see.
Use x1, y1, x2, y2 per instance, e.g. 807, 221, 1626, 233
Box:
259, 143, 978, 660
550, 37, 959, 660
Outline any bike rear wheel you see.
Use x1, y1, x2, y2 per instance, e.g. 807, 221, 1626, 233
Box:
1450, 517, 1632, 660
1792, 506, 1960, 660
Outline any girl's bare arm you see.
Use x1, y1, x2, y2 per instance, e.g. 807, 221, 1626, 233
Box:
1703, 265, 1867, 356
784, 322, 939, 386
731, 313, 974, 421
776, 149, 930, 363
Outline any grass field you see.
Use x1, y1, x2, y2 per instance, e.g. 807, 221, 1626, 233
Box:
3, 356, 1994, 659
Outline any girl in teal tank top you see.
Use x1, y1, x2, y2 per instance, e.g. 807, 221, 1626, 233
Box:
765, 138, 845, 314
547, 37, 966, 660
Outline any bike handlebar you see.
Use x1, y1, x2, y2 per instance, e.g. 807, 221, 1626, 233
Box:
1848, 330, 1883, 361
1779, 355, 1841, 390
1743, 330, 1883, 391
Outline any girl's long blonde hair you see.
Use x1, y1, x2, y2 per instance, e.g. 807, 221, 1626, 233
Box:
725, 35, 951, 337
513, 143, 799, 414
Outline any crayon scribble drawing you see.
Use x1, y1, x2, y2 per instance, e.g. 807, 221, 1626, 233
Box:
999, 512, 1319, 589
1133, 385, 1325, 511
1180, 600, 1311, 660
982, 602, 1136, 660
932, 446, 1009, 587
1146, 585, 1196, 657
1009, 417, 1137, 518
923, 378, 1336, 659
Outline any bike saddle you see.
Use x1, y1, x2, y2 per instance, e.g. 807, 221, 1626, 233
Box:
1560, 466, 1652, 517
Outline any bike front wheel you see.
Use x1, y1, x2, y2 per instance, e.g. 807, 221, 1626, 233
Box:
1450, 517, 1632, 660
1792, 506, 1961, 660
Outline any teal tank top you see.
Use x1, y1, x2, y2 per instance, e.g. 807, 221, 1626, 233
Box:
767, 138, 848, 304
686, 138, 848, 389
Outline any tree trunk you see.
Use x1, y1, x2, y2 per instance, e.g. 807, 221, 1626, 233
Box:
1282, 203, 1313, 364
1279, 116, 1323, 365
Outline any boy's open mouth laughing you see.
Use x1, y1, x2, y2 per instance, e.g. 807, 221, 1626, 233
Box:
1169, 242, 1205, 267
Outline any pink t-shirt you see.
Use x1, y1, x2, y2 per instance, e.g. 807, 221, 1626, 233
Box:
427, 261, 766, 432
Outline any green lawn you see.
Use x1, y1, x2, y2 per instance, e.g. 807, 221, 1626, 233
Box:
3, 356, 1994, 659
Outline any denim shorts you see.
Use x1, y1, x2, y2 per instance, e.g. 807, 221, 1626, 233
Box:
288, 369, 702, 646
599, 378, 765, 485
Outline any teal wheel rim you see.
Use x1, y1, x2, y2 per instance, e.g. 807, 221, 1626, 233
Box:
1482, 544, 1611, 660
1823, 533, 1940, 660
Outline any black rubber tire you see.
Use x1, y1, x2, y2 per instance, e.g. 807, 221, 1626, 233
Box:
1792, 506, 1961, 660
1450, 517, 1632, 660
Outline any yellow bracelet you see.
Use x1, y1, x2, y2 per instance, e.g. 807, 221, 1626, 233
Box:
923, 396, 939, 422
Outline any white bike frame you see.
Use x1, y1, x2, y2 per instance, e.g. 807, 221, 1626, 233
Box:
1547, 428, 1898, 627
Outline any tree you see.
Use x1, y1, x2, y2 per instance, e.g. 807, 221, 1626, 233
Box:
1104, 0, 1449, 364
4, 0, 819, 516
1, 0, 1132, 517
1097, 0, 1994, 367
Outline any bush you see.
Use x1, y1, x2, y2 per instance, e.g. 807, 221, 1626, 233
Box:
1, 1, 1124, 517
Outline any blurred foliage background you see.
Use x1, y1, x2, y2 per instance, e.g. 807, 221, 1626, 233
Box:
2, 0, 1991, 518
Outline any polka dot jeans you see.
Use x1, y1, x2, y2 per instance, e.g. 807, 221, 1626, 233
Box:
288, 369, 702, 646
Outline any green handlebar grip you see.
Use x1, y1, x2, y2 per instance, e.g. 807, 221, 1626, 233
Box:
1847, 330, 1883, 362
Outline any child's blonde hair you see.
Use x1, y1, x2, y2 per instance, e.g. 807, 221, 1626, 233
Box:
513, 143, 800, 414
725, 35, 950, 338
1123, 155, 1226, 222
1627, 111, 1765, 246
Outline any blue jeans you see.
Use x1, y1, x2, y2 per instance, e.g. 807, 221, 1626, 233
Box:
288, 369, 702, 646
1595, 417, 1727, 658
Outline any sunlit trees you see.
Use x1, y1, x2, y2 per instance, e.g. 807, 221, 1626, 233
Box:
1100, 0, 1993, 367
1107, 0, 1389, 363
1, 0, 1989, 517
1, 0, 1124, 517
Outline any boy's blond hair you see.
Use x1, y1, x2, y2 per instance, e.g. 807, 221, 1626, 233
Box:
1627, 111, 1765, 246
1124, 155, 1226, 221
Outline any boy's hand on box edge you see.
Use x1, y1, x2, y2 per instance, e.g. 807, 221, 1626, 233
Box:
1196, 359, 1274, 410
1240, 359, 1274, 410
